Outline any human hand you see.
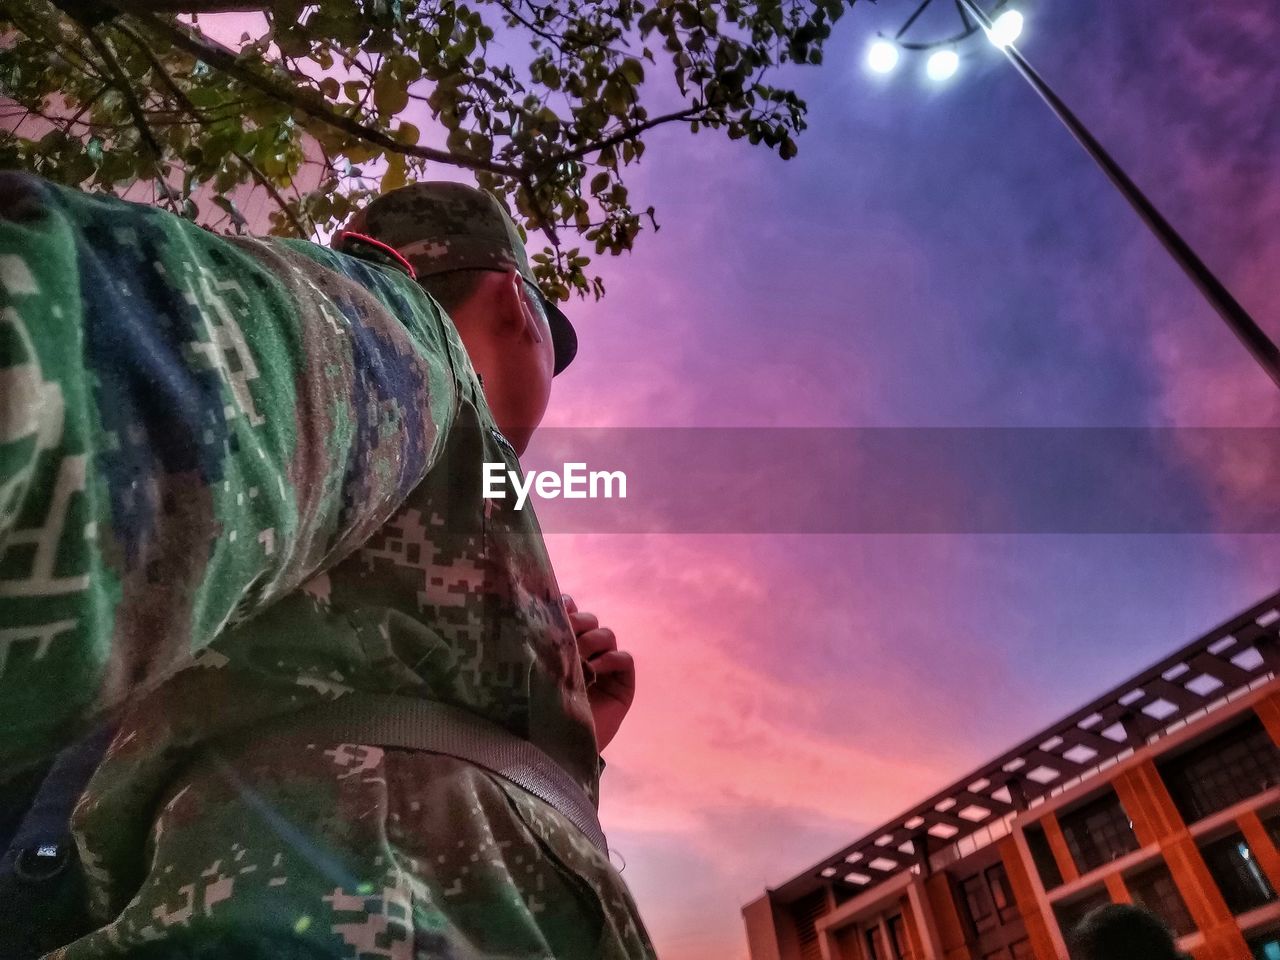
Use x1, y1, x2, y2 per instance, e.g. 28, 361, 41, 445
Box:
563, 594, 635, 754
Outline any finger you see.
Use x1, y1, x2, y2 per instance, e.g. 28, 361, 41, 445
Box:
585, 649, 634, 679
569, 611, 599, 635
577, 627, 618, 660
561, 594, 577, 615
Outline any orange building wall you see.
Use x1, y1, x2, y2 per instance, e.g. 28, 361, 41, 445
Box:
1254, 690, 1280, 747
900, 894, 926, 960
1113, 759, 1249, 960
998, 836, 1059, 960
1041, 813, 1081, 887
743, 895, 786, 960
833, 923, 864, 960
925, 872, 971, 960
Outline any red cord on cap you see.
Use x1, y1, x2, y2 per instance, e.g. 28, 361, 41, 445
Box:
335, 230, 416, 280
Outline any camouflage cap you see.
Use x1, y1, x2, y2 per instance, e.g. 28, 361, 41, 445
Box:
339, 182, 577, 375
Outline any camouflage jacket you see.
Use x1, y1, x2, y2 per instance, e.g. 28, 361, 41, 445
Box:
0, 173, 603, 922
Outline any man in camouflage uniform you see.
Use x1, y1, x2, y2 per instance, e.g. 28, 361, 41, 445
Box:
0, 171, 655, 959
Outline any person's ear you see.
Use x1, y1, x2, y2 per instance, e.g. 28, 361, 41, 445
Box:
507, 268, 544, 345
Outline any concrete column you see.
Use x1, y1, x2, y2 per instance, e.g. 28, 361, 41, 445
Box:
1110, 760, 1248, 959
906, 879, 944, 960
1112, 762, 1183, 846
878, 915, 895, 960
1236, 809, 1280, 895
924, 872, 971, 960
998, 836, 1060, 960
1103, 871, 1130, 904
1041, 813, 1081, 885
742, 894, 786, 960
818, 926, 837, 960
1162, 835, 1249, 960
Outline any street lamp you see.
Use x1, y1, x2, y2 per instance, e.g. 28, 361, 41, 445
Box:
867, 39, 900, 74
986, 9, 1024, 47
864, 0, 1280, 391
926, 49, 960, 81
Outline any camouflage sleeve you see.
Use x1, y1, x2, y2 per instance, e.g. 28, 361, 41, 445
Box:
0, 173, 462, 776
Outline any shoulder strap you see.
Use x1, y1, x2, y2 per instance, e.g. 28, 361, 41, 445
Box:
0, 724, 116, 958
244, 695, 609, 856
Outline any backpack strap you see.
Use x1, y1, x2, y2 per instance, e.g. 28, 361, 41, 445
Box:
0, 724, 116, 959
230, 695, 609, 856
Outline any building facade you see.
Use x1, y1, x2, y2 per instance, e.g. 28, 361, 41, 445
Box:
744, 591, 1280, 960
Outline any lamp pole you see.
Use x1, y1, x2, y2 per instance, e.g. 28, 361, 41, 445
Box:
888, 0, 1280, 391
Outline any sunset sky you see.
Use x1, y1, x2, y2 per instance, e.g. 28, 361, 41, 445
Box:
212, 1, 1280, 955
534, 0, 1280, 955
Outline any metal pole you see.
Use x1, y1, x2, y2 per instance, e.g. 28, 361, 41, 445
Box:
955, 0, 1280, 392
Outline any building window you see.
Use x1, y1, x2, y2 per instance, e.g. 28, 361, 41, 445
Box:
1126, 860, 1196, 937
1053, 887, 1112, 944
1025, 825, 1064, 890
1199, 831, 1277, 915
962, 861, 1021, 938
963, 872, 997, 935
986, 863, 1019, 924
1159, 715, 1280, 824
1059, 790, 1140, 874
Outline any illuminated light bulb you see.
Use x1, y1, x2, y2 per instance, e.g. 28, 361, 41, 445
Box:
867, 39, 900, 74
926, 49, 959, 81
987, 9, 1024, 48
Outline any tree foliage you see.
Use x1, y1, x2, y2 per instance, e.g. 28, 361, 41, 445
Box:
0, 0, 852, 299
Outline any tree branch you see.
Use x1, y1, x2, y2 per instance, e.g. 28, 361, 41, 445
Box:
234, 150, 313, 238
112, 18, 314, 238
80, 25, 164, 157
67, 84, 110, 126
520, 175, 561, 246
126, 11, 529, 178
547, 104, 706, 166
495, 0, 631, 59
95, 0, 273, 11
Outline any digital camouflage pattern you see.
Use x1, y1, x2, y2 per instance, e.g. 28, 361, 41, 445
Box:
344, 181, 534, 281
0, 172, 654, 959
340, 183, 577, 375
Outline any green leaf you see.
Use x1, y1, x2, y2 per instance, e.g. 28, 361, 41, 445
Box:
381, 152, 408, 192
4, 0, 838, 298
373, 73, 409, 115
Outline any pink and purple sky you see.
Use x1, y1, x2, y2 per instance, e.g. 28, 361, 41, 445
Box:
535, 0, 1280, 954
209, 1, 1280, 955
